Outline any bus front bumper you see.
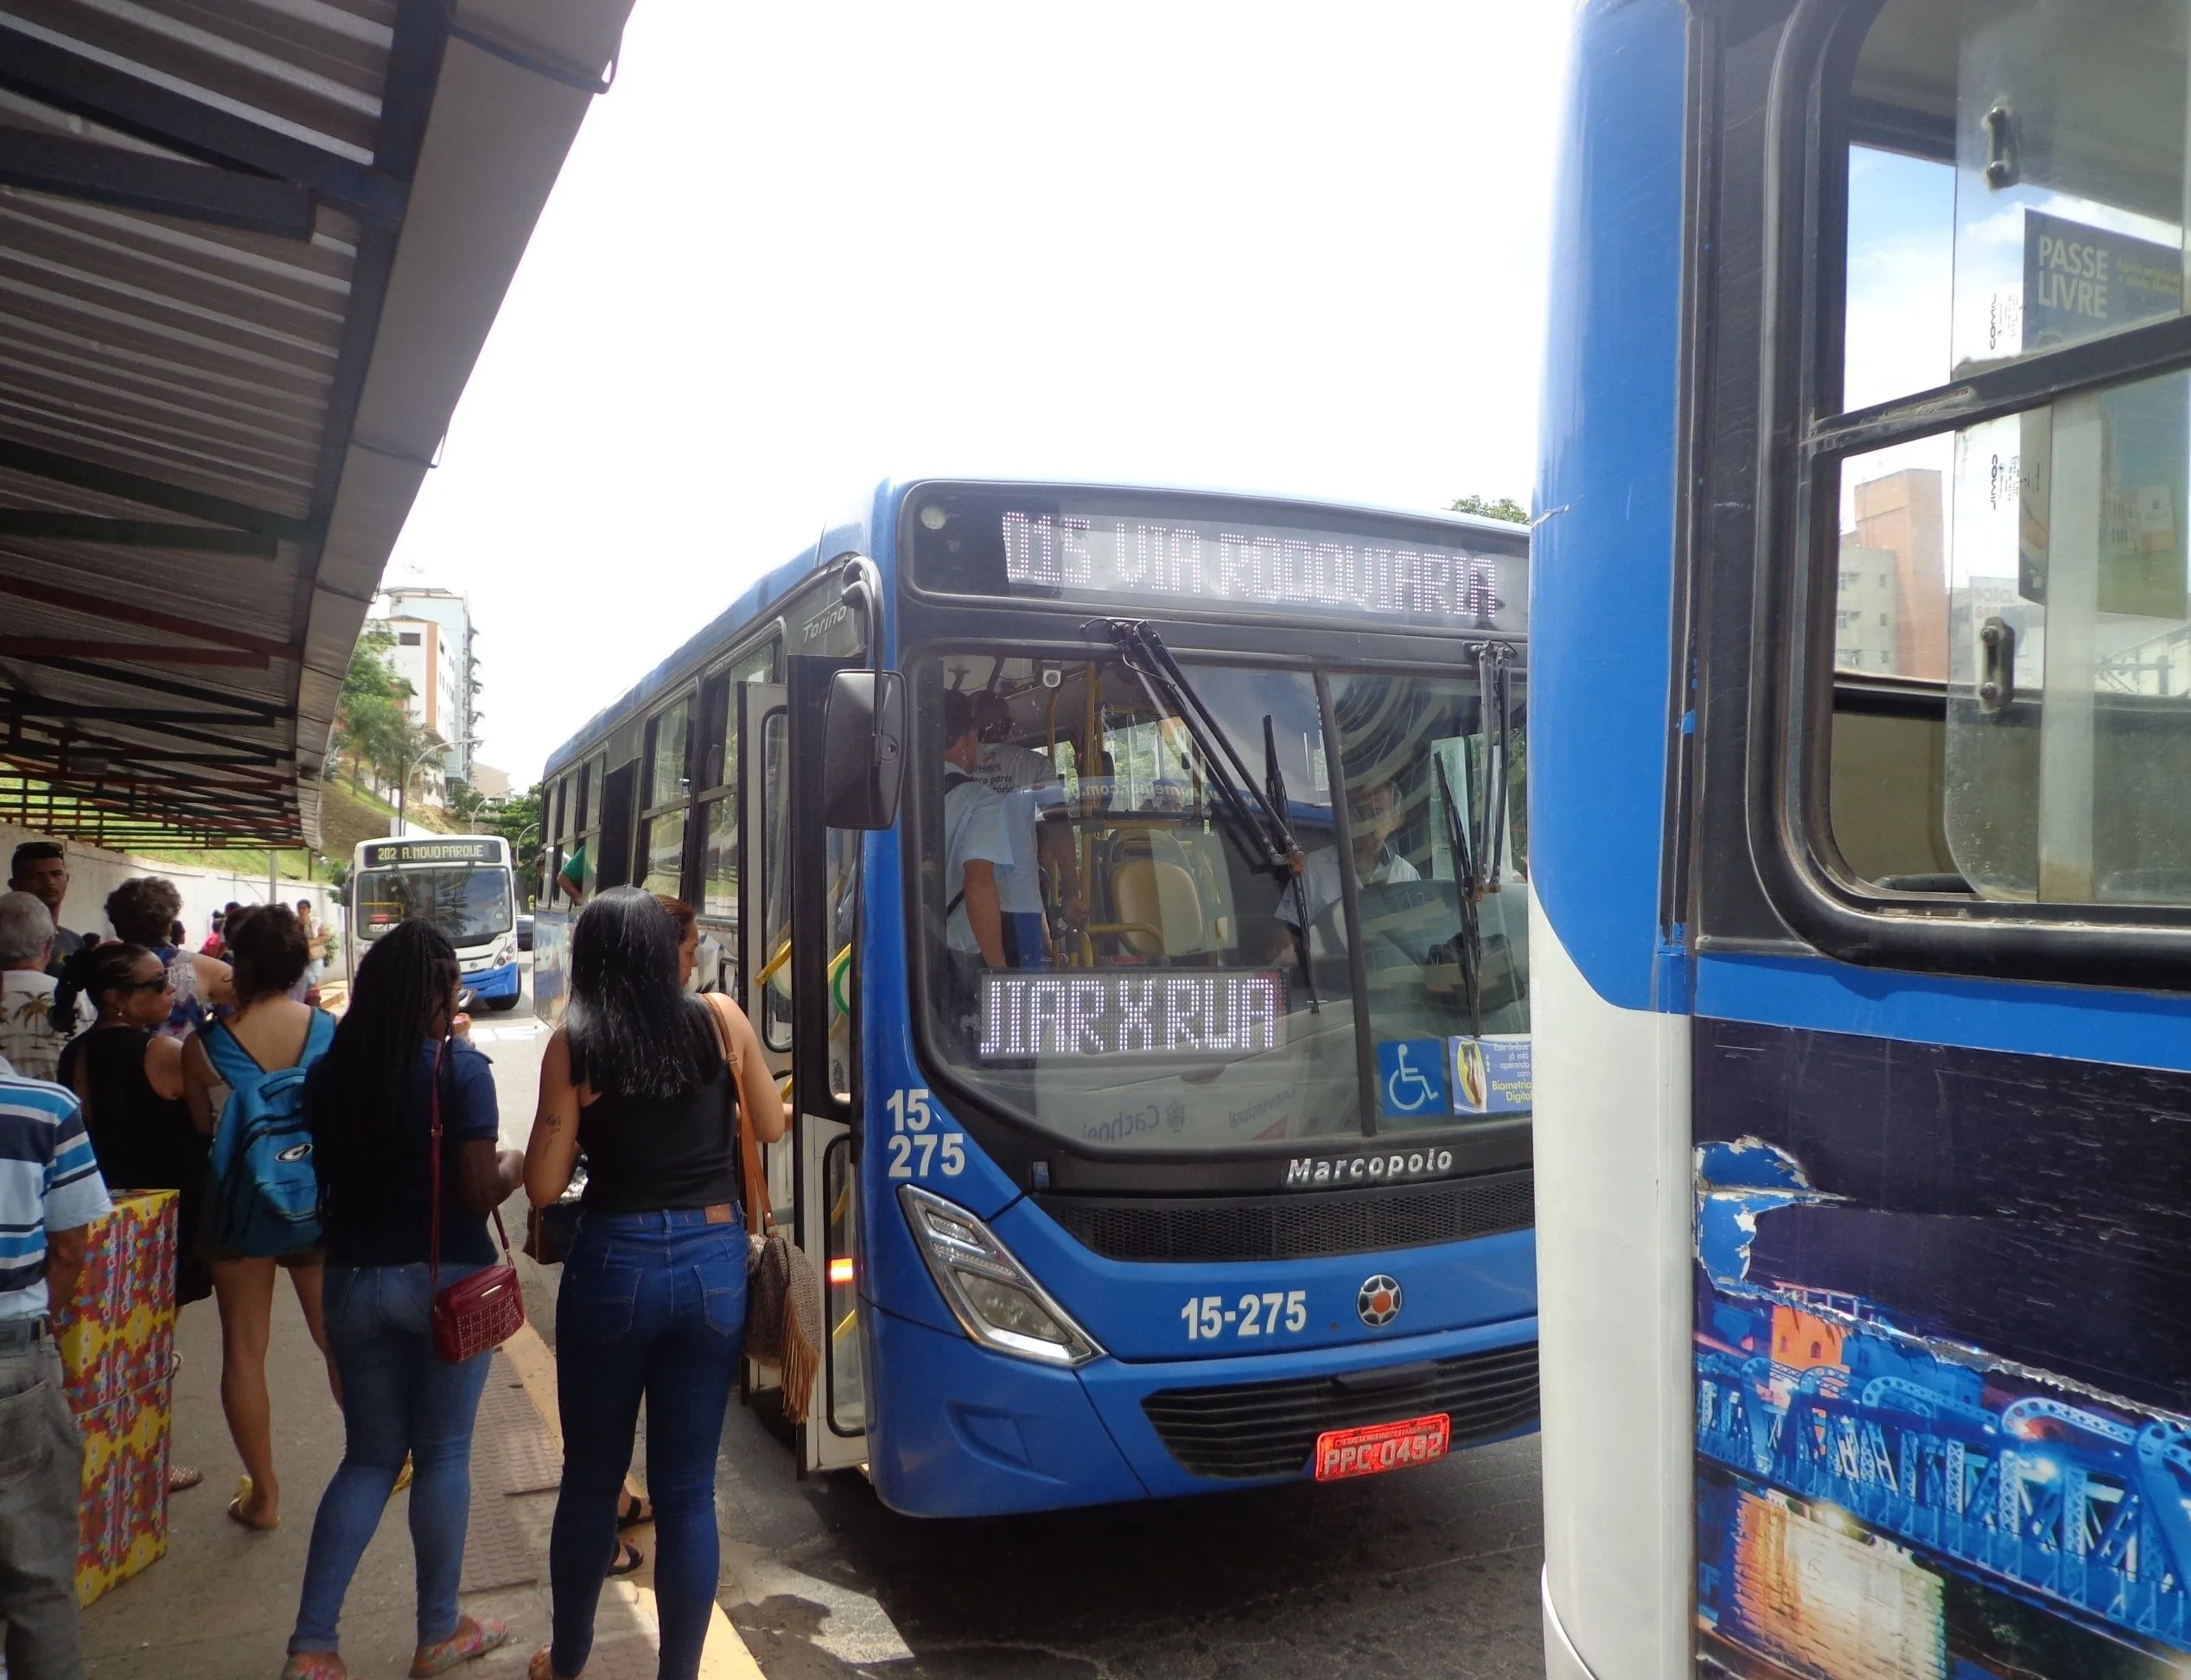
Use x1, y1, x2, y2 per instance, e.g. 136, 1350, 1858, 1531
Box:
864, 1306, 1537, 1517
460, 959, 519, 1001
1076, 1314, 1538, 1501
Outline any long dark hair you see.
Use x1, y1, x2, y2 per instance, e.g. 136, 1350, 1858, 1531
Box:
51, 942, 154, 1033
565, 886, 716, 1100
310, 920, 455, 1205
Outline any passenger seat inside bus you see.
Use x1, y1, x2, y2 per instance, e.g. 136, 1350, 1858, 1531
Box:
1107, 856, 1212, 958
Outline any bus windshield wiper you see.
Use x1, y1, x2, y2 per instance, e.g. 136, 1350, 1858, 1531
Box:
1095, 620, 1303, 884
1436, 751, 1485, 1038
1264, 712, 1318, 1012
1474, 641, 1514, 892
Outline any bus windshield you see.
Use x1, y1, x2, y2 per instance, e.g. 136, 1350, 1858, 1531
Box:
353, 866, 513, 946
917, 652, 1529, 1153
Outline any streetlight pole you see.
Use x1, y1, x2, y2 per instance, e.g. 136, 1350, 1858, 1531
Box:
392, 735, 475, 836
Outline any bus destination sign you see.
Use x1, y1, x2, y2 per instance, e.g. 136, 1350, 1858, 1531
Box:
360, 838, 499, 868
978, 970, 1285, 1059
997, 505, 1522, 632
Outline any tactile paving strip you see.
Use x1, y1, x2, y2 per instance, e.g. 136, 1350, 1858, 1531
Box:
460, 1354, 563, 1593
476, 1371, 563, 1493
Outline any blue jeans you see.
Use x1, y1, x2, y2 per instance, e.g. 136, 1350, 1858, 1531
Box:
290, 1263, 493, 1654
551, 1207, 746, 1680
0, 1336, 84, 1680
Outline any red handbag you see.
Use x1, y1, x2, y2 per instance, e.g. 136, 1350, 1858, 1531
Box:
427, 1040, 525, 1364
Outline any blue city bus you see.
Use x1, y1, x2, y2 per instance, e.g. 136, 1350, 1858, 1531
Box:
1538, 4, 2191, 1678
532, 477, 1539, 1509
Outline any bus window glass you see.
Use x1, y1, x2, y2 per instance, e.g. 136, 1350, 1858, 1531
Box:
1844, 2, 1956, 410
823, 1135, 863, 1434
695, 676, 729, 793
1841, 4, 1959, 672
760, 708, 792, 1049
1838, 2, 2191, 907
1949, 2, 2186, 379
581, 754, 604, 894
646, 701, 690, 811
702, 799, 736, 920
354, 867, 513, 944
918, 653, 1361, 1151
1327, 671, 1530, 1131
1941, 374, 2191, 905
640, 811, 686, 896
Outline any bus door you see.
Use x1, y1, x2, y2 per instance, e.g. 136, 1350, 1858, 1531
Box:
742, 672, 871, 1471
736, 681, 793, 1408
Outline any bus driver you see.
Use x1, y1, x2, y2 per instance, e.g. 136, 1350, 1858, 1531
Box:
1276, 778, 1419, 945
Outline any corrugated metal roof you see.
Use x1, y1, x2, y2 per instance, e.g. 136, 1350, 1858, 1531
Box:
0, 0, 631, 847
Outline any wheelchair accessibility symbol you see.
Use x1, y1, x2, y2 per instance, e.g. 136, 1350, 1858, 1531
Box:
1375, 1040, 1449, 1118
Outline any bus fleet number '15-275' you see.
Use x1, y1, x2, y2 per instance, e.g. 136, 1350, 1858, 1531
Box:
884, 1087, 965, 1179
1181, 1291, 1309, 1340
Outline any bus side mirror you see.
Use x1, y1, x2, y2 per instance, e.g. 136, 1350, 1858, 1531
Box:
821, 669, 906, 830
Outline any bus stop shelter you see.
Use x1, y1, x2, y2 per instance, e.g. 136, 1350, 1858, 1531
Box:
0, 0, 631, 850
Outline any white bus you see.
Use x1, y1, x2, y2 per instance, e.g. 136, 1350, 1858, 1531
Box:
347, 836, 522, 1010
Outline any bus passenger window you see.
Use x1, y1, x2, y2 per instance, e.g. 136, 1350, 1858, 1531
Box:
1828, 0, 2191, 909
638, 700, 691, 896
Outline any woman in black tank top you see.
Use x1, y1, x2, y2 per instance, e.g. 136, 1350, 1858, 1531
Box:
53, 943, 211, 1300
53, 943, 212, 1496
524, 888, 786, 1680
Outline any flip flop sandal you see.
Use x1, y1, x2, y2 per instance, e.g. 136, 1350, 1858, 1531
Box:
391, 1454, 414, 1495
608, 1538, 643, 1577
168, 1465, 204, 1492
615, 1492, 652, 1530
527, 1649, 577, 1680
279, 1651, 347, 1679
409, 1614, 511, 1677
226, 1473, 278, 1530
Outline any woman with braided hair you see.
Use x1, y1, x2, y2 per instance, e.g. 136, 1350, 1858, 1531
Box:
281, 919, 522, 1680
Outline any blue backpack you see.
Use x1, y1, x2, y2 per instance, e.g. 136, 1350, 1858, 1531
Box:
202, 1010, 335, 1257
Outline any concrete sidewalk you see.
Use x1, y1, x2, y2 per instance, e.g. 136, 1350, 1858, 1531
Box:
80, 1274, 763, 1678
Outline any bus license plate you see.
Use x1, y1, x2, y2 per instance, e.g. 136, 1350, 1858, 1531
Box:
1314, 1413, 1450, 1481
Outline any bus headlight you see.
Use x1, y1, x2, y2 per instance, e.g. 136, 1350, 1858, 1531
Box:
898, 1185, 1102, 1368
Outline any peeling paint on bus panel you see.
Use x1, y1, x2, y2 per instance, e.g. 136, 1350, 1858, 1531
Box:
1692, 1017, 2191, 1678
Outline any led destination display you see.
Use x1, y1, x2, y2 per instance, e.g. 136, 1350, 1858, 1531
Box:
358, 839, 500, 867
994, 506, 1522, 631
978, 970, 1286, 1060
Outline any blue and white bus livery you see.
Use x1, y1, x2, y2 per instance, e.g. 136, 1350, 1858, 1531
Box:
1538, 3, 2191, 1677
535, 478, 1539, 1513
348, 836, 521, 1009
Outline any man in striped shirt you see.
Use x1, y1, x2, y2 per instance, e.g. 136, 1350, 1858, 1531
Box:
0, 1068, 111, 1677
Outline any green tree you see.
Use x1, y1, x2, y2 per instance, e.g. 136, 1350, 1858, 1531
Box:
479, 785, 545, 898
1450, 493, 1529, 525
334, 627, 417, 792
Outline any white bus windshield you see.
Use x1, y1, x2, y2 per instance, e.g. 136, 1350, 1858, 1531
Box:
354, 866, 513, 945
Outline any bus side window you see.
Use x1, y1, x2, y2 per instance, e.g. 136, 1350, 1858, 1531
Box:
1824, 0, 2191, 915
639, 697, 692, 896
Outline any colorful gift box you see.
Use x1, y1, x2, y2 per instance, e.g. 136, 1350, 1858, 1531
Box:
56, 1190, 177, 1416
75, 1380, 169, 1606
54, 1192, 179, 1606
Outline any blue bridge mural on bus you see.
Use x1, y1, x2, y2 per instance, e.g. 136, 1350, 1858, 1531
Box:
1695, 1136, 2191, 1678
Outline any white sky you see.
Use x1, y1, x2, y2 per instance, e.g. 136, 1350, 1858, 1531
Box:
385, 3, 1575, 782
